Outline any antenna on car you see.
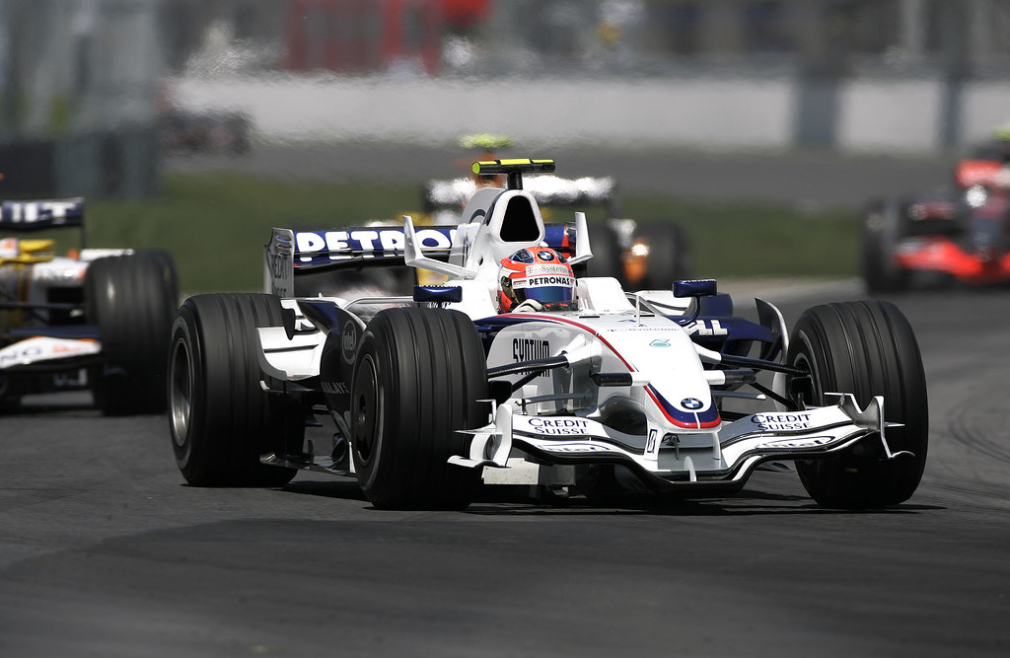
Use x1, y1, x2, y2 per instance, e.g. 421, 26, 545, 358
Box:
471, 159, 555, 191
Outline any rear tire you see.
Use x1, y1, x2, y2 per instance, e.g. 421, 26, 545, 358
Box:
637, 221, 691, 290
168, 293, 299, 487
140, 248, 180, 305
84, 251, 179, 415
787, 301, 928, 509
350, 307, 488, 509
584, 222, 624, 282
0, 379, 19, 413
862, 198, 909, 294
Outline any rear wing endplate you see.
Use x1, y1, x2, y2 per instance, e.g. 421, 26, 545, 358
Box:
264, 226, 461, 297
424, 175, 617, 213
264, 224, 577, 296
0, 198, 84, 230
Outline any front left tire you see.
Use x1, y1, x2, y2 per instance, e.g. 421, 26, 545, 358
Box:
169, 293, 299, 487
350, 307, 489, 510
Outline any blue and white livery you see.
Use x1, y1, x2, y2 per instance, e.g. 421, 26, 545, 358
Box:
171, 159, 929, 510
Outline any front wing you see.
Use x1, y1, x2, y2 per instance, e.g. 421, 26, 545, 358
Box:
895, 236, 1010, 284
450, 393, 908, 495
0, 333, 101, 372
0, 333, 102, 396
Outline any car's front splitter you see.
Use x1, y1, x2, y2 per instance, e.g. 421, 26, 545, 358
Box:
451, 394, 908, 495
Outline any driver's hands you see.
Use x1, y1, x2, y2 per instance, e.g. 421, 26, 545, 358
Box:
513, 299, 545, 313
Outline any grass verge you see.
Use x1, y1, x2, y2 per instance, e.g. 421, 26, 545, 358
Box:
623, 194, 860, 279
78, 173, 860, 293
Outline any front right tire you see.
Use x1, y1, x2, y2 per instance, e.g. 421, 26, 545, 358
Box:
787, 301, 928, 509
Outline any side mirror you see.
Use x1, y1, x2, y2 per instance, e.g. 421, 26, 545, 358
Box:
413, 285, 463, 305
673, 279, 717, 298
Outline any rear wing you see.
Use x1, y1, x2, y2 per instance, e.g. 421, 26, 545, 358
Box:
955, 160, 1008, 189
424, 175, 619, 215
0, 198, 85, 231
264, 224, 575, 297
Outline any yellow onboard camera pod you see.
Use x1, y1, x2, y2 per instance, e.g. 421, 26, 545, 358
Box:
471, 159, 556, 190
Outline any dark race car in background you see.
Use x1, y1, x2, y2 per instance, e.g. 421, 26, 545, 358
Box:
0, 199, 178, 413
863, 142, 1010, 292
160, 109, 252, 155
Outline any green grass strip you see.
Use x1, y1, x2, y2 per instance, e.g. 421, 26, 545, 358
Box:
77, 173, 859, 293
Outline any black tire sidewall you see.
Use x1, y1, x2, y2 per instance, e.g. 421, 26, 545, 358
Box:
787, 301, 928, 508
169, 303, 206, 480
168, 293, 298, 487
862, 199, 908, 293
85, 252, 178, 414
585, 222, 623, 281
350, 345, 386, 494
350, 307, 487, 509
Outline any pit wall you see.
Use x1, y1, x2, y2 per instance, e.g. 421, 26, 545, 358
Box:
173, 75, 1010, 154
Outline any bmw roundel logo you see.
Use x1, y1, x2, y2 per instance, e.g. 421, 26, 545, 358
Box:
681, 397, 704, 410
537, 250, 555, 261
340, 322, 358, 365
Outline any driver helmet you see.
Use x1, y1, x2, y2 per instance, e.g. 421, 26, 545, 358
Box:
498, 247, 576, 313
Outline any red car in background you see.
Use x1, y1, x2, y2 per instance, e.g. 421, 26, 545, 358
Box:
863, 137, 1010, 292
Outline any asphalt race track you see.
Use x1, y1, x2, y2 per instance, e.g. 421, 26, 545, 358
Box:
2, 281, 1009, 657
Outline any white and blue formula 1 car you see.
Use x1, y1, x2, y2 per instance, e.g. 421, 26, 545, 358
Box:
0, 199, 178, 414
168, 159, 928, 510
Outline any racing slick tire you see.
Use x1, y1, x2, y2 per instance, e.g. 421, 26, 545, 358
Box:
168, 293, 299, 487
349, 307, 488, 510
583, 222, 623, 282
140, 248, 180, 306
84, 251, 179, 415
0, 379, 19, 413
786, 301, 928, 509
862, 198, 910, 294
637, 221, 691, 291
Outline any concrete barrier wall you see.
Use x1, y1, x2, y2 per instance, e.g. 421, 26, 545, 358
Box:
962, 81, 1010, 145
173, 75, 1010, 153
837, 79, 944, 153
